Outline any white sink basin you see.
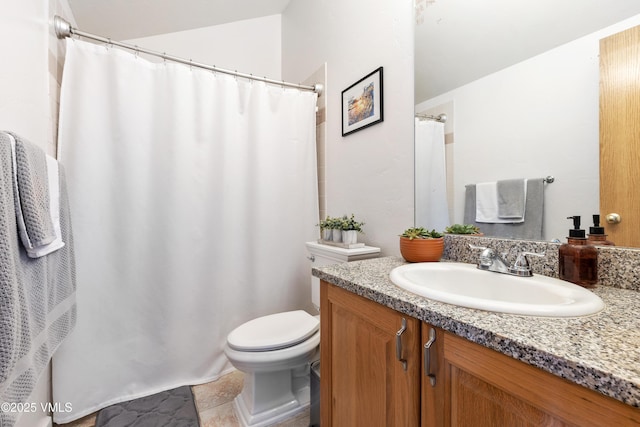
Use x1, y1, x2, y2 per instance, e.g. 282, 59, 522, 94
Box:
389, 262, 604, 317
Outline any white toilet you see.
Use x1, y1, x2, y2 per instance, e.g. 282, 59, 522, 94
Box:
224, 241, 380, 427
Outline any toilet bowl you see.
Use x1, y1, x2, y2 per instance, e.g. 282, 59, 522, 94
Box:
224, 310, 320, 427
224, 241, 380, 427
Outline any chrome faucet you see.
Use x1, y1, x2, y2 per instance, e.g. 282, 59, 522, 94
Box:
469, 244, 544, 277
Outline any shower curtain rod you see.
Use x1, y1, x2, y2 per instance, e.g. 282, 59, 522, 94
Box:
415, 113, 447, 123
53, 15, 323, 95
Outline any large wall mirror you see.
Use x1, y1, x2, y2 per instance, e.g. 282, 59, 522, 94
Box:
414, 0, 640, 247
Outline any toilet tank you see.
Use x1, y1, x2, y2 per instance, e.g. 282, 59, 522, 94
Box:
305, 241, 380, 310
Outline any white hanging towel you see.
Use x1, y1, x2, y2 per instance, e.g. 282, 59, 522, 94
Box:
414, 118, 449, 231
475, 180, 527, 223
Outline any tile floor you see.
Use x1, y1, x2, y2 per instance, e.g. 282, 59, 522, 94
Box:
55, 370, 310, 427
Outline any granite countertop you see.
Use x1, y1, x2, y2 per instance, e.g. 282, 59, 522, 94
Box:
313, 256, 640, 408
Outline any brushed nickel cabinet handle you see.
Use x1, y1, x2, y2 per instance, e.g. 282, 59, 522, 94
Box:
424, 327, 437, 386
396, 318, 408, 371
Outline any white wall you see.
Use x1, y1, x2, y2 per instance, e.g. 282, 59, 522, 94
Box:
125, 15, 282, 80
282, 0, 415, 256
416, 14, 640, 242
0, 0, 50, 153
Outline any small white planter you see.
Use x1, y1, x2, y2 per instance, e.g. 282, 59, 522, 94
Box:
322, 229, 332, 241
342, 230, 358, 245
332, 229, 343, 242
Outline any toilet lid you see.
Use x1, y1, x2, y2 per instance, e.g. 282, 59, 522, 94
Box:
227, 310, 319, 352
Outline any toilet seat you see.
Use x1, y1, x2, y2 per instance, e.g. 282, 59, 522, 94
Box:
227, 310, 319, 352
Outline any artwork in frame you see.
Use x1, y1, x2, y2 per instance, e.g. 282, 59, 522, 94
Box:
341, 67, 384, 136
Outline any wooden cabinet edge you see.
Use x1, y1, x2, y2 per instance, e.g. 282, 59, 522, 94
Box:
320, 281, 421, 426
443, 331, 640, 426
319, 280, 332, 426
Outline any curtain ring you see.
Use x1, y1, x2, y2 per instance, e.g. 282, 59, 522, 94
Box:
163, 52, 167, 65
189, 59, 193, 70
134, 45, 139, 58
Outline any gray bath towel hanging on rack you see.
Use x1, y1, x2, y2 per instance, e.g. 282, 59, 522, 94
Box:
464, 178, 545, 240
0, 132, 76, 427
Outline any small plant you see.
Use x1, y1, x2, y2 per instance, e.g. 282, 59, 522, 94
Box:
444, 224, 481, 235
318, 216, 336, 230
339, 214, 365, 233
400, 227, 443, 240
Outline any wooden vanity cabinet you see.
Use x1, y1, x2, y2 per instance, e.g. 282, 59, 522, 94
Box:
425, 325, 640, 427
320, 281, 421, 426
321, 281, 640, 426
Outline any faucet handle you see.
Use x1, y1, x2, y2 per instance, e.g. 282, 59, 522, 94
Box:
509, 251, 545, 276
469, 244, 495, 268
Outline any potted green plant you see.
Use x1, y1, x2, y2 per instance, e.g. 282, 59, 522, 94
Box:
329, 217, 343, 242
339, 214, 365, 244
399, 227, 444, 262
444, 224, 482, 236
318, 216, 335, 241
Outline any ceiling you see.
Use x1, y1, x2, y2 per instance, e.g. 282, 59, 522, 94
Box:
67, 1, 640, 104
67, 0, 292, 40
415, 0, 640, 102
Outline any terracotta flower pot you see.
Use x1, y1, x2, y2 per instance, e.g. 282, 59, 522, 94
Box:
399, 237, 444, 262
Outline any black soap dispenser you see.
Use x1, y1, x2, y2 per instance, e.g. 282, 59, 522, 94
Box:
559, 216, 597, 288
587, 214, 615, 246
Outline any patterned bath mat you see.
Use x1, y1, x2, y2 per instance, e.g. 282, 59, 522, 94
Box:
95, 386, 200, 427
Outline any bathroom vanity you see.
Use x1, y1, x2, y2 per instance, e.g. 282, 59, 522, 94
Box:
315, 256, 640, 426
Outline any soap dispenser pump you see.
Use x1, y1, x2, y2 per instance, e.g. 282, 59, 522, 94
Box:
559, 216, 597, 288
587, 214, 615, 246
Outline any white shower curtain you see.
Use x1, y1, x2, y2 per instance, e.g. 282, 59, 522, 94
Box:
414, 118, 449, 231
52, 39, 319, 423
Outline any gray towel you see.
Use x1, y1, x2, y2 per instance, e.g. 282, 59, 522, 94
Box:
497, 179, 526, 219
464, 178, 544, 240
0, 136, 76, 427
4, 131, 56, 248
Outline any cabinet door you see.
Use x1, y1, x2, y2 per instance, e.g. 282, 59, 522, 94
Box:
443, 331, 640, 427
320, 281, 421, 427
600, 24, 640, 247
421, 324, 445, 427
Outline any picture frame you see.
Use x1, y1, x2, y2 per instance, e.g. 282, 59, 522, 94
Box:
341, 67, 384, 136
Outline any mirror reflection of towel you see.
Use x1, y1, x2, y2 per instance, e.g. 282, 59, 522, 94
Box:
497, 179, 527, 219
465, 178, 544, 240
475, 180, 526, 223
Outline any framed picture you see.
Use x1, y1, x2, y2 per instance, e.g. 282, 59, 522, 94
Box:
341, 67, 384, 136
